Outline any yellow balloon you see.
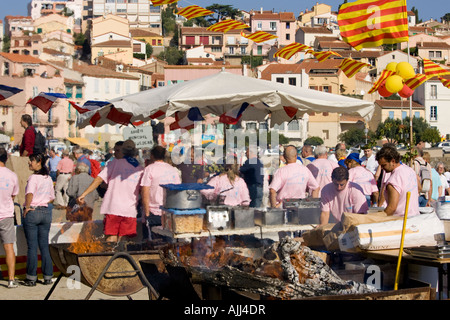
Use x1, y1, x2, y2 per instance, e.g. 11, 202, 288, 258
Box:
386, 62, 398, 72
396, 61, 415, 79
385, 75, 404, 94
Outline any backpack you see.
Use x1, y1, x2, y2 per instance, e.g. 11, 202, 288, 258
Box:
89, 158, 101, 178
33, 129, 47, 155
415, 159, 431, 193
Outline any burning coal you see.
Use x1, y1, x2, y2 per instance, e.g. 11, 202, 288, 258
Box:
161, 237, 378, 299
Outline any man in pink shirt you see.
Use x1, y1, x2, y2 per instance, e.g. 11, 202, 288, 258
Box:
320, 166, 369, 225
269, 145, 319, 208
0, 148, 20, 288
141, 146, 181, 236
375, 145, 420, 217
54, 149, 75, 209
78, 140, 144, 242
307, 145, 338, 197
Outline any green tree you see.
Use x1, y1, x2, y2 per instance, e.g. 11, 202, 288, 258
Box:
162, 3, 177, 35
2, 35, 10, 52
441, 13, 450, 23
206, 4, 242, 24
338, 128, 370, 147
158, 46, 184, 65
146, 43, 153, 56
421, 127, 441, 145
304, 136, 324, 146
411, 6, 423, 24
375, 117, 404, 144
375, 116, 440, 146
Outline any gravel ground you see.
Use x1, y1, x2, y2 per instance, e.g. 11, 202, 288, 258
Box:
0, 277, 151, 300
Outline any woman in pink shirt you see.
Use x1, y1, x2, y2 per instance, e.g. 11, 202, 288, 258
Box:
22, 153, 55, 286
201, 159, 251, 207
345, 153, 379, 207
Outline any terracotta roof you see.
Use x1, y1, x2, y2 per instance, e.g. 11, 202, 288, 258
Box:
340, 114, 365, 122
332, 50, 383, 58
64, 78, 84, 85
5, 15, 31, 20
409, 26, 435, 33
417, 42, 450, 48
91, 40, 132, 47
252, 12, 280, 20
318, 40, 351, 49
187, 57, 215, 64
298, 26, 333, 34
375, 100, 424, 109
297, 59, 342, 73
43, 48, 71, 56
407, 11, 415, 16
72, 61, 139, 80
130, 29, 162, 38
181, 27, 222, 35
0, 99, 14, 106
164, 65, 241, 69
260, 63, 305, 80
0, 52, 47, 65
280, 12, 296, 22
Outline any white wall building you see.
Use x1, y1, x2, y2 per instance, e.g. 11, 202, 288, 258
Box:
91, 0, 162, 33
72, 62, 140, 144
29, 0, 83, 33
414, 76, 450, 139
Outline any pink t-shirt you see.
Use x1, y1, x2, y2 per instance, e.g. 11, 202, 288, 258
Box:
57, 157, 75, 173
98, 159, 144, 218
307, 158, 339, 196
0, 167, 19, 220
348, 166, 378, 196
201, 174, 251, 206
320, 181, 369, 223
269, 163, 319, 202
384, 164, 420, 217
24, 174, 55, 207
140, 161, 181, 216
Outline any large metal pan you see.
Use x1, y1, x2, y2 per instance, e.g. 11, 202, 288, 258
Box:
49, 242, 160, 297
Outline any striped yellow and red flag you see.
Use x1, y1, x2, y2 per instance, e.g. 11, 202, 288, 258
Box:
177, 5, 214, 20
368, 69, 396, 93
339, 58, 372, 78
274, 42, 312, 60
307, 50, 342, 62
338, 0, 409, 50
439, 77, 450, 89
207, 19, 250, 33
423, 59, 450, 77
240, 31, 277, 43
151, 0, 179, 6
404, 74, 429, 90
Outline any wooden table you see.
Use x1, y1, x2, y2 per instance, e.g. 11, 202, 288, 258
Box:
362, 249, 450, 300
152, 224, 316, 240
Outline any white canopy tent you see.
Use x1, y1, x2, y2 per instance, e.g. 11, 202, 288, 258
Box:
76, 71, 374, 129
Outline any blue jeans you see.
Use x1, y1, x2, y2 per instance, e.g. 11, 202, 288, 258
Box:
419, 195, 428, 207
22, 206, 53, 281
365, 195, 372, 207
49, 171, 57, 182
248, 184, 263, 208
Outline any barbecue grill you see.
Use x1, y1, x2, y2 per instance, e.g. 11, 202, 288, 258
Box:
47, 242, 160, 300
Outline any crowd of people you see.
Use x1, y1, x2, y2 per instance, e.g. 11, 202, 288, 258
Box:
2, 115, 450, 289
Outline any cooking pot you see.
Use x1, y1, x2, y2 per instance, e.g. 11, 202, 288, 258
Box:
161, 183, 213, 210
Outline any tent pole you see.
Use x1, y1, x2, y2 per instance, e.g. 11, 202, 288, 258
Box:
407, 41, 413, 165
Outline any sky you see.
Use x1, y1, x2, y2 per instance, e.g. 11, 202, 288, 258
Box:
0, 0, 447, 22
